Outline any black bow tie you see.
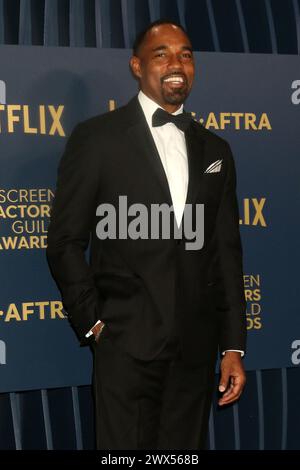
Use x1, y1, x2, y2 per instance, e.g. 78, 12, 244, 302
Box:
152, 107, 192, 132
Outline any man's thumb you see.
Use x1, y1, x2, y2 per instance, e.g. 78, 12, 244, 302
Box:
219, 373, 229, 392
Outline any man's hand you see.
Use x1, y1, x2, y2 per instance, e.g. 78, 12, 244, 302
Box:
92, 321, 105, 343
218, 351, 246, 406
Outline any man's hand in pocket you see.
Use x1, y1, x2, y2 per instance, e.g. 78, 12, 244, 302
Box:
92, 321, 105, 343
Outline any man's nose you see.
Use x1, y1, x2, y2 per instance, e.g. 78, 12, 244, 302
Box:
167, 53, 184, 70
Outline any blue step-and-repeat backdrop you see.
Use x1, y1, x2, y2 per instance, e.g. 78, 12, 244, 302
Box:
0, 46, 299, 392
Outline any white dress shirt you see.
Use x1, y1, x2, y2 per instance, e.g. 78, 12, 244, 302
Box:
138, 90, 188, 226
86, 91, 244, 357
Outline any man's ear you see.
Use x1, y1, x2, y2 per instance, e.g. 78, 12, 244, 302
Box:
130, 56, 142, 79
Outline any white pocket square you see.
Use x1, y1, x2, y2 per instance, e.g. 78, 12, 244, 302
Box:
204, 159, 223, 173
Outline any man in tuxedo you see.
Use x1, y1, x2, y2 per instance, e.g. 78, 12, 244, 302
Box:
46, 19, 247, 449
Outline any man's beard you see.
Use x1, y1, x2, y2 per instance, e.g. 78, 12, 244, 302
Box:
161, 85, 190, 105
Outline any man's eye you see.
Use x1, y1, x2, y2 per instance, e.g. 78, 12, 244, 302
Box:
155, 52, 166, 57
182, 53, 192, 59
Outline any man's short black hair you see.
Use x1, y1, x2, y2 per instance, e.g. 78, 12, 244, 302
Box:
132, 19, 191, 56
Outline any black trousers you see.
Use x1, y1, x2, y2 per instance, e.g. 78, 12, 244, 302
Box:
92, 328, 215, 450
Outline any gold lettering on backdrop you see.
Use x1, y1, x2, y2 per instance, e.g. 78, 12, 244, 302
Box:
220, 113, 231, 130
23, 105, 38, 134
252, 198, 266, 226
193, 112, 272, 131
241, 198, 251, 225
50, 301, 65, 319
48, 105, 65, 136
3, 304, 22, 322
239, 198, 267, 227
107, 101, 272, 131
0, 301, 65, 322
109, 100, 116, 111
12, 220, 48, 234
0, 188, 54, 250
205, 112, 219, 130
39, 105, 46, 134
258, 113, 272, 130
0, 189, 54, 203
0, 204, 50, 218
0, 235, 48, 249
243, 274, 263, 330
7, 105, 21, 132
0, 105, 65, 136
245, 113, 257, 130
231, 112, 244, 129
244, 274, 260, 288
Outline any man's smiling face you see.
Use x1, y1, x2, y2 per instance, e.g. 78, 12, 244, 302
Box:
130, 23, 195, 113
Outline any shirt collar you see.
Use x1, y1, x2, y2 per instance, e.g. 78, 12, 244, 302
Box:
138, 90, 183, 129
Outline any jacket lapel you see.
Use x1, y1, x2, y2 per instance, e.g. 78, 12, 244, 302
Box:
124, 96, 206, 208
184, 122, 206, 206
125, 96, 173, 206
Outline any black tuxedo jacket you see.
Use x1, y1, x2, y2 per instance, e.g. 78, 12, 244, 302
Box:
46, 95, 246, 367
